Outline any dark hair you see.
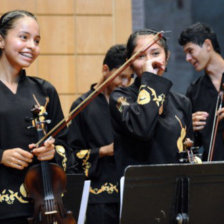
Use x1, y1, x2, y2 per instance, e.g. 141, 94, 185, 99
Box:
103, 44, 126, 71
178, 22, 221, 54
0, 10, 37, 56
126, 29, 169, 59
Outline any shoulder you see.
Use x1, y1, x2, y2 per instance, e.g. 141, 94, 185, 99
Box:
168, 91, 192, 121
186, 75, 205, 95
26, 76, 57, 95
111, 79, 138, 99
169, 91, 192, 115
70, 88, 94, 111
169, 91, 191, 105
110, 85, 136, 106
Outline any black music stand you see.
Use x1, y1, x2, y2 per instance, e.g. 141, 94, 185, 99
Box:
120, 162, 224, 224
63, 174, 86, 221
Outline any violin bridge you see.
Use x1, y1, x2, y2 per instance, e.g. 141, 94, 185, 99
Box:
44, 210, 58, 215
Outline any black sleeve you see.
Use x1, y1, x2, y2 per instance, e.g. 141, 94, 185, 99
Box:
110, 72, 172, 140
67, 97, 101, 179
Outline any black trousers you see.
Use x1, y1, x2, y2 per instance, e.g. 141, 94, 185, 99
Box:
86, 203, 119, 224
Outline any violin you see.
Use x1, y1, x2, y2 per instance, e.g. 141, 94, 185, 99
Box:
24, 103, 76, 224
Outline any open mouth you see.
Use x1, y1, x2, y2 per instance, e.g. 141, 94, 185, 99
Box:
20, 52, 33, 60
192, 61, 198, 68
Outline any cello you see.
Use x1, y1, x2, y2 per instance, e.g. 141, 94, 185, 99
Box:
24, 102, 76, 224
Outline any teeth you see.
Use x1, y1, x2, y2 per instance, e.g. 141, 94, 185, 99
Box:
20, 52, 33, 59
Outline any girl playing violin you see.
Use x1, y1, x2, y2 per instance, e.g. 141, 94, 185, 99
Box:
109, 29, 193, 178
0, 10, 75, 224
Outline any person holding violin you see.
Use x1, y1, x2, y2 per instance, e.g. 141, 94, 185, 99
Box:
67, 44, 132, 224
109, 29, 193, 178
0, 10, 75, 224
178, 22, 224, 161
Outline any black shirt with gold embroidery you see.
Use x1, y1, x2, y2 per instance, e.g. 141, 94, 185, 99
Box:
0, 70, 75, 220
186, 74, 224, 160
67, 84, 119, 204
109, 72, 193, 177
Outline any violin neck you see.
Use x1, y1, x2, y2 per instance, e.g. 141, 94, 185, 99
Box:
41, 161, 54, 200
37, 129, 54, 198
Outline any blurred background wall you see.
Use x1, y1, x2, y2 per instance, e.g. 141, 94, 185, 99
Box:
1, 0, 223, 115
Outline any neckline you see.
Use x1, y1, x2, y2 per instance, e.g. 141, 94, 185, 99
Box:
0, 70, 26, 96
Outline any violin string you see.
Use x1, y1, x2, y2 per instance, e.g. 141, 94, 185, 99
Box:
37, 108, 56, 221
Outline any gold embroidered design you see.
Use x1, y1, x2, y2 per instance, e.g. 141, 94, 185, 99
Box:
175, 115, 186, 152
76, 150, 89, 159
76, 149, 91, 177
116, 96, 129, 113
137, 85, 165, 107
137, 89, 150, 105
0, 184, 29, 204
55, 145, 67, 171
90, 183, 118, 195
147, 86, 165, 107
20, 184, 27, 198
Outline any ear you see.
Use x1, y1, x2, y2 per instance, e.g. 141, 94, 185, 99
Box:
102, 64, 110, 79
166, 51, 171, 62
0, 34, 4, 49
204, 39, 213, 51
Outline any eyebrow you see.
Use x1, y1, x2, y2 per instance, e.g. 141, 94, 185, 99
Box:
19, 31, 41, 39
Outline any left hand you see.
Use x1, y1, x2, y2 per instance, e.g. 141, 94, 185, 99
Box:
29, 137, 55, 161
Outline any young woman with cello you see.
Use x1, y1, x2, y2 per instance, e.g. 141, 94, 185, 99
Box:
0, 10, 75, 224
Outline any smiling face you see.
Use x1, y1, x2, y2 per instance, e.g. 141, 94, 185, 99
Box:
183, 41, 211, 72
0, 16, 40, 71
131, 34, 168, 77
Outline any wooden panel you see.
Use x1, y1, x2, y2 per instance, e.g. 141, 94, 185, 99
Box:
37, 55, 76, 94
115, 0, 132, 43
37, 0, 74, 15
0, 0, 36, 13
76, 55, 104, 93
38, 16, 75, 54
76, 16, 113, 54
75, 0, 112, 15
59, 94, 80, 118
